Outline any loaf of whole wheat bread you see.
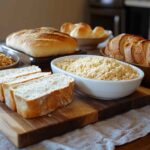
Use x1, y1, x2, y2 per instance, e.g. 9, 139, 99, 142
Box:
104, 34, 150, 66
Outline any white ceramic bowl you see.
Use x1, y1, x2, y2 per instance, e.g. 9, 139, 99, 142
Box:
51, 55, 144, 100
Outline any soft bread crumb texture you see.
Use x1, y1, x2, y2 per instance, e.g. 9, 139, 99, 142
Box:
56, 56, 139, 80
13, 74, 74, 100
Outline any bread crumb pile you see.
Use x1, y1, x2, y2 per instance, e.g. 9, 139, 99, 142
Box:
56, 56, 139, 80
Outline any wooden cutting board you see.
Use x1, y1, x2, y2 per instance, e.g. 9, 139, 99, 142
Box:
0, 87, 149, 148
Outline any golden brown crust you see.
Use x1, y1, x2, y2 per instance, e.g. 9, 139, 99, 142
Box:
14, 82, 74, 118
70, 23, 92, 38
131, 40, 146, 65
142, 40, 150, 66
60, 22, 74, 34
103, 33, 150, 66
60, 22, 108, 39
6, 27, 77, 57
107, 34, 125, 60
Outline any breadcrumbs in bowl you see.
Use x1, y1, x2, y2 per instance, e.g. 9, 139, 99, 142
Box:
56, 56, 139, 81
51, 55, 144, 100
0, 51, 19, 70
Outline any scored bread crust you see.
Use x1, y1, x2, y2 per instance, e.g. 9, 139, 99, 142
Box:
13, 82, 74, 118
6, 27, 77, 57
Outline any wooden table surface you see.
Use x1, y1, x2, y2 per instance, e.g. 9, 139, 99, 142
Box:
44, 65, 150, 150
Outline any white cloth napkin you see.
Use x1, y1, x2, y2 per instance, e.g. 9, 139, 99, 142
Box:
0, 105, 150, 150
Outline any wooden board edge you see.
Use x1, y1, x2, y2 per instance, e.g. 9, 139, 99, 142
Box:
99, 95, 150, 120
16, 111, 98, 148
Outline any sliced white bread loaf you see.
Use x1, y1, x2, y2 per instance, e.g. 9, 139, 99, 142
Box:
2, 72, 51, 111
11, 74, 74, 118
0, 66, 41, 102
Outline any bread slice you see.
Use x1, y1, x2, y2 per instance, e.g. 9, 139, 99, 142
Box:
0, 66, 41, 102
131, 40, 146, 65
3, 72, 51, 111
11, 74, 74, 118
142, 40, 150, 66
108, 34, 125, 60
123, 36, 144, 63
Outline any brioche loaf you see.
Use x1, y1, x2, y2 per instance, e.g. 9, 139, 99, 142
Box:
0, 65, 41, 102
11, 74, 74, 118
6, 27, 77, 57
60, 22, 107, 39
104, 34, 150, 67
3, 72, 51, 111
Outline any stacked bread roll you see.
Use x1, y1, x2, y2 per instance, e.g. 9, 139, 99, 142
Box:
60, 22, 108, 38
104, 34, 150, 67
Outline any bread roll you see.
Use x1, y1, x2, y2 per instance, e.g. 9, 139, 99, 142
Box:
60, 22, 74, 34
70, 23, 92, 38
92, 26, 105, 38
60, 22, 108, 39
6, 27, 77, 57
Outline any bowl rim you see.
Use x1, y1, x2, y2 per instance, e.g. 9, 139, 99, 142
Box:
0, 51, 20, 69
75, 30, 112, 40
51, 54, 144, 83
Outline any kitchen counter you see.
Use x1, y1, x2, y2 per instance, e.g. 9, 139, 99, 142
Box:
125, 0, 150, 8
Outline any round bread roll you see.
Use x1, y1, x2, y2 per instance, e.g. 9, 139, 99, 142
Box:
60, 22, 74, 34
70, 23, 92, 38
92, 26, 105, 38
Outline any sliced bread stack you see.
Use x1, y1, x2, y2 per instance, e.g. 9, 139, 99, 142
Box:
104, 34, 150, 67
0, 66, 74, 118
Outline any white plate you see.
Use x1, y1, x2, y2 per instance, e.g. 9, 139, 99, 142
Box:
51, 55, 144, 100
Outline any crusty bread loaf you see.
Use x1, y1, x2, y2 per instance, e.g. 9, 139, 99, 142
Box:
11, 74, 74, 118
3, 72, 51, 111
104, 34, 150, 67
0, 66, 41, 102
60, 22, 108, 39
6, 27, 77, 57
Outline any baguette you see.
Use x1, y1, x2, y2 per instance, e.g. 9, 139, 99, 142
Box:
11, 74, 74, 118
0, 66, 41, 102
3, 72, 51, 111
